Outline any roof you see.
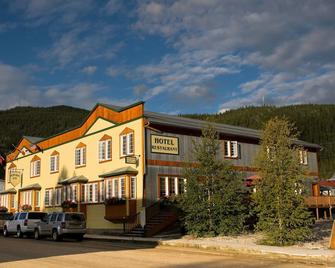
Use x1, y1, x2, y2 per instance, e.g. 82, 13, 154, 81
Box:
99, 167, 138, 178
144, 112, 321, 150
98, 103, 321, 150
20, 183, 41, 191
58, 175, 88, 185
22, 136, 44, 144
0, 188, 17, 195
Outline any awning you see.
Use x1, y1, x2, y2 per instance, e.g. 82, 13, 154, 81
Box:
99, 167, 138, 178
0, 188, 17, 195
20, 183, 41, 191
58, 175, 88, 185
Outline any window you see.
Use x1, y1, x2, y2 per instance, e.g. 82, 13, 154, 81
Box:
105, 177, 126, 199
50, 153, 59, 173
99, 139, 112, 162
75, 145, 86, 167
130, 177, 136, 199
223, 141, 238, 158
35, 191, 40, 207
22, 191, 32, 206
64, 185, 77, 202
100, 182, 105, 202
120, 132, 134, 156
82, 183, 98, 203
299, 150, 308, 165
159, 176, 186, 197
0, 195, 8, 208
56, 214, 63, 222
55, 188, 62, 206
45, 189, 53, 206
30, 160, 41, 177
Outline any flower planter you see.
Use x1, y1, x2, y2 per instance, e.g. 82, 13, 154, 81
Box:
105, 203, 127, 222
63, 207, 77, 212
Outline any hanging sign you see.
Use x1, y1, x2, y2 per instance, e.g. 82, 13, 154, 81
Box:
125, 156, 137, 165
9, 169, 22, 187
151, 134, 179, 155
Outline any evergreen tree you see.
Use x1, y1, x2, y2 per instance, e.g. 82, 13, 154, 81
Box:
254, 117, 313, 246
179, 124, 247, 237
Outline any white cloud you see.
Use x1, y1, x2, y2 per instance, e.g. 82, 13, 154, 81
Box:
134, 0, 335, 110
81, 65, 97, 75
104, 0, 123, 15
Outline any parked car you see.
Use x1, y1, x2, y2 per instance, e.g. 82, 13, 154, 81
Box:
0, 212, 13, 232
34, 212, 86, 241
3, 211, 47, 238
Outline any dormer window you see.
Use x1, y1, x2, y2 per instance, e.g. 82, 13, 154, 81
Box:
50, 151, 59, 173
120, 128, 134, 157
75, 143, 86, 167
99, 135, 112, 162
30, 155, 41, 177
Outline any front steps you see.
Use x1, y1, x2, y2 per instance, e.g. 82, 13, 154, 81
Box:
124, 209, 178, 237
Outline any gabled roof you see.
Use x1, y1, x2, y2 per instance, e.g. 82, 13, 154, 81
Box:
58, 175, 88, 185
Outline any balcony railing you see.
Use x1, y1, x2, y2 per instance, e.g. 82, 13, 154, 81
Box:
304, 196, 335, 207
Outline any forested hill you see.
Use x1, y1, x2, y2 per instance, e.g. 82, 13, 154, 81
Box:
0, 104, 334, 180
184, 104, 335, 179
0, 106, 89, 179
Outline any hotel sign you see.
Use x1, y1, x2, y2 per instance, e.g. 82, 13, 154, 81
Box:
151, 135, 179, 155
9, 169, 22, 187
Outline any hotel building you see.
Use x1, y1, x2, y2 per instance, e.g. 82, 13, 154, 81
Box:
0, 102, 321, 235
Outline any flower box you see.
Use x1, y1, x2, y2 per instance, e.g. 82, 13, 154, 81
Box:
105, 203, 127, 222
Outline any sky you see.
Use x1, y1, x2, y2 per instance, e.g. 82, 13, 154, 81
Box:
0, 0, 334, 114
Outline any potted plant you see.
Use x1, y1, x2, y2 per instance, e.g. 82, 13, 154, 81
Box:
104, 197, 126, 206
61, 200, 78, 212
21, 204, 32, 212
0, 206, 8, 213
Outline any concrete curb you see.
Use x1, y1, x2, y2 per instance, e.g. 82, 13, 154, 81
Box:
85, 235, 335, 266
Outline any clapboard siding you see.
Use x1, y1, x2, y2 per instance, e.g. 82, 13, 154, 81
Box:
144, 128, 319, 204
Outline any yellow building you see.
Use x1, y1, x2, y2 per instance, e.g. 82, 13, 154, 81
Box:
0, 101, 321, 235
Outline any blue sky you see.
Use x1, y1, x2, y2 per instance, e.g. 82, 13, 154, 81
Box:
0, 0, 334, 114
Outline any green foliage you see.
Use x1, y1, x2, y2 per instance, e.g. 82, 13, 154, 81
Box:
184, 104, 335, 179
254, 117, 313, 246
0, 106, 89, 179
179, 125, 247, 237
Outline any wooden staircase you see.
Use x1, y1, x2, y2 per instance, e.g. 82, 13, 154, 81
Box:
124, 203, 178, 237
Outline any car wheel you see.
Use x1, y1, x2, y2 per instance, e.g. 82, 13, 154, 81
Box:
52, 229, 60, 241
34, 229, 40, 240
3, 227, 8, 237
16, 227, 23, 238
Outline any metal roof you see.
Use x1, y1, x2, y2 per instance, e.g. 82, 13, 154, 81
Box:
20, 183, 41, 191
23, 136, 44, 144
100, 103, 321, 150
144, 111, 321, 150
99, 166, 138, 178
58, 175, 88, 185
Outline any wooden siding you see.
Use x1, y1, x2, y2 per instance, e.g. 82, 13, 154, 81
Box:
144, 128, 320, 204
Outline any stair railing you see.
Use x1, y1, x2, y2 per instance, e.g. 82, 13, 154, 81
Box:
122, 212, 141, 234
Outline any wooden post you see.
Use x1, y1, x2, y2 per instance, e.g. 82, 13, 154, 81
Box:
324, 210, 328, 220
316, 208, 319, 220
329, 221, 335, 249
330, 206, 333, 220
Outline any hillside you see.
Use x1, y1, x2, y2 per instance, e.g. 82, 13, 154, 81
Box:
184, 104, 335, 179
0, 106, 89, 179
0, 104, 334, 180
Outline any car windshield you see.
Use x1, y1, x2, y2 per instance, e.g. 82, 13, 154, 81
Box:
28, 213, 47, 220
65, 213, 85, 222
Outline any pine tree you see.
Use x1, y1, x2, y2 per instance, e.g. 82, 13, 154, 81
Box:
254, 117, 313, 246
179, 124, 247, 237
